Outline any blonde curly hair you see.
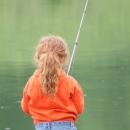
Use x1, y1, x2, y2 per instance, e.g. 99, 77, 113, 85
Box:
34, 35, 69, 99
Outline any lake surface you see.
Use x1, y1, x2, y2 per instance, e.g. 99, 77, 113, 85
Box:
0, 0, 130, 130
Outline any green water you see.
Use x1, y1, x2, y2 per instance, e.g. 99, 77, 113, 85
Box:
0, 0, 130, 130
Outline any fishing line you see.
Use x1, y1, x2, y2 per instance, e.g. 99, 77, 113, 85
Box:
67, 0, 89, 75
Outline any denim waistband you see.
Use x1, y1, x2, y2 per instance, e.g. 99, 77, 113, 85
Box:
35, 121, 74, 127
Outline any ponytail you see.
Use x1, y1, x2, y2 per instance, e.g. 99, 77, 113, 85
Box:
39, 52, 61, 99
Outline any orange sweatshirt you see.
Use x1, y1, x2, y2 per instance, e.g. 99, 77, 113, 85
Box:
21, 69, 84, 124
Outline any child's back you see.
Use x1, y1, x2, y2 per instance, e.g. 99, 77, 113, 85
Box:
21, 35, 84, 130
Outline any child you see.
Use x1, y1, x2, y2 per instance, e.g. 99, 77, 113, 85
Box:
21, 35, 84, 130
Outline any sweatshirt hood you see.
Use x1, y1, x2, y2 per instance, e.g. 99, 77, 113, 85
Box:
33, 69, 67, 85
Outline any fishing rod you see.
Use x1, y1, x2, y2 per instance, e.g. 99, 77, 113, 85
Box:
67, 0, 89, 75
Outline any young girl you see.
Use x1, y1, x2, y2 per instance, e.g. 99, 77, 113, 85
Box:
21, 35, 84, 130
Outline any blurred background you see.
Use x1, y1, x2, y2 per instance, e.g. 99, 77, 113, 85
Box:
0, 0, 130, 130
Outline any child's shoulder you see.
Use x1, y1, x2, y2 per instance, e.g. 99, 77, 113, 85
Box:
66, 75, 79, 84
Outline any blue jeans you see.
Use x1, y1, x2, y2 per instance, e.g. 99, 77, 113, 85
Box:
35, 121, 77, 130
